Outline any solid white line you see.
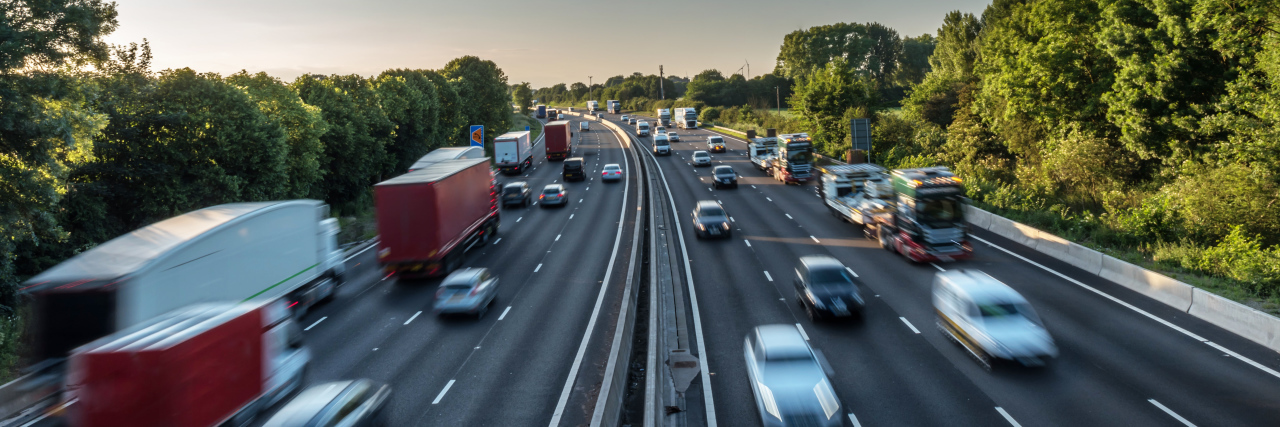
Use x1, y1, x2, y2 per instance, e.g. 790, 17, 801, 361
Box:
995, 407, 1021, 427
931, 263, 946, 272
343, 241, 379, 262
556, 234, 561, 241
848, 413, 863, 427
785, 213, 793, 219
535, 263, 542, 272
498, 306, 512, 320
404, 311, 422, 325
744, 240, 752, 247
1148, 399, 1196, 426
1205, 341, 1280, 378
845, 267, 859, 277
764, 271, 773, 282
810, 235, 820, 243
432, 379, 456, 404
517, 217, 522, 222
304, 317, 327, 331
549, 118, 636, 427
899, 317, 921, 334
493, 238, 501, 245
796, 323, 809, 340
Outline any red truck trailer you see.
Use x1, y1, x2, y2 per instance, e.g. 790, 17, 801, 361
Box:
376, 158, 499, 278
544, 120, 573, 161
64, 301, 309, 427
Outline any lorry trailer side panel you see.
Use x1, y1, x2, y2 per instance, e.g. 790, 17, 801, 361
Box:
375, 159, 495, 272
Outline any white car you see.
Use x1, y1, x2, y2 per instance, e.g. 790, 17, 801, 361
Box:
667, 131, 680, 142
934, 270, 1058, 368
579, 121, 589, 131
692, 151, 711, 166
744, 325, 843, 427
601, 163, 623, 182
557, 113, 565, 120
621, 115, 629, 121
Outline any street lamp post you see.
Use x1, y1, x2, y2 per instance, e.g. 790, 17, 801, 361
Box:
775, 86, 780, 115
588, 76, 593, 102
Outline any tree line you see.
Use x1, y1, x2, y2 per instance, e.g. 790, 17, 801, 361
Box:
1, 0, 514, 314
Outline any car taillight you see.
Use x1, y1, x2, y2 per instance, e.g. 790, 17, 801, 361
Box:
469, 286, 482, 296
540, 194, 545, 199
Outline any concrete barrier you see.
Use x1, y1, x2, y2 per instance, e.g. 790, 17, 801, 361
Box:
967, 207, 993, 231
1065, 244, 1104, 276
1097, 254, 1195, 311
1033, 230, 1073, 263
1190, 289, 1280, 351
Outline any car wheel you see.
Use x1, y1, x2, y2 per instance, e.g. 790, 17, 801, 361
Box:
806, 303, 818, 321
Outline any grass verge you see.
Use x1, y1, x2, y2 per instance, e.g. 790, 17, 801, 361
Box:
510, 112, 543, 141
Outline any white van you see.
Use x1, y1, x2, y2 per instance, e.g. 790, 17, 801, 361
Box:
637, 121, 651, 137
653, 134, 671, 155
579, 121, 589, 132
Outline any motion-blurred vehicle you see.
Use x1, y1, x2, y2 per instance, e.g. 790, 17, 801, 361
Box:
653, 134, 671, 155
621, 114, 629, 121
409, 146, 485, 172
22, 200, 345, 367
494, 131, 533, 174
434, 268, 500, 318
607, 100, 621, 114
66, 301, 309, 427
692, 151, 711, 166
773, 133, 814, 184
501, 181, 532, 208
667, 131, 680, 142
263, 379, 391, 427
579, 121, 590, 132
691, 200, 731, 239
628, 118, 637, 125
817, 163, 892, 230
376, 158, 499, 278
744, 324, 843, 427
656, 125, 667, 135
602, 163, 624, 182
748, 132, 778, 172
793, 255, 864, 321
933, 270, 1058, 368
544, 120, 574, 161
873, 167, 973, 263
563, 157, 585, 181
707, 135, 726, 152
713, 165, 738, 189
540, 184, 568, 207
637, 121, 651, 137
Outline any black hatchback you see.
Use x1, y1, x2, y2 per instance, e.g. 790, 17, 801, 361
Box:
563, 157, 585, 181
793, 255, 864, 321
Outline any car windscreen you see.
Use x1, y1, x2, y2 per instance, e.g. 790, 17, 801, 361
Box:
808, 268, 855, 289
694, 153, 708, 158
916, 198, 965, 227
715, 167, 734, 175
698, 206, 725, 217
709, 137, 723, 143
978, 302, 1042, 324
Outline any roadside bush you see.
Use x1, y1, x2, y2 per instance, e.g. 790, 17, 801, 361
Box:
1163, 164, 1280, 247
700, 106, 721, 122
1154, 227, 1280, 297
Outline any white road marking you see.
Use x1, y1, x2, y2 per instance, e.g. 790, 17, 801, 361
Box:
1148, 399, 1196, 426
579, 199, 583, 203
535, 263, 542, 272
404, 311, 421, 325
304, 317, 327, 331
785, 213, 793, 219
848, 413, 863, 427
796, 323, 809, 340
729, 216, 735, 222
931, 263, 946, 272
432, 379, 456, 404
810, 235, 820, 243
845, 267, 859, 277
342, 241, 378, 262
493, 238, 501, 245
899, 317, 921, 334
517, 217, 522, 222
764, 271, 773, 282
556, 234, 561, 241
499, 306, 512, 320
707, 187, 713, 191
744, 240, 752, 247
766, 197, 773, 202
995, 407, 1021, 427
752, 185, 757, 188
569, 214, 574, 219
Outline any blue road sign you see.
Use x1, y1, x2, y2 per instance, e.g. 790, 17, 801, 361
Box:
470, 125, 484, 147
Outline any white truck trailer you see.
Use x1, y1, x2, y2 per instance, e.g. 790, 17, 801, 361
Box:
818, 163, 894, 230
587, 100, 600, 112
21, 200, 345, 363
607, 100, 621, 114
674, 107, 697, 128
656, 109, 671, 126
748, 135, 778, 172
494, 130, 533, 174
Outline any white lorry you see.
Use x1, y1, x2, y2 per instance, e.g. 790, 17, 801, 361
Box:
587, 100, 599, 112
656, 109, 671, 126
22, 200, 346, 364
494, 130, 533, 174
748, 135, 778, 172
607, 100, 621, 114
674, 107, 697, 128
818, 163, 894, 230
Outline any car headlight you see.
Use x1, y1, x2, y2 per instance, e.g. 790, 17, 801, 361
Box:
696, 223, 705, 230
758, 382, 781, 420
722, 222, 730, 230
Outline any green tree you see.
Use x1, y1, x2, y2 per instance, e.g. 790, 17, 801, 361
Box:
443, 56, 511, 146
294, 74, 394, 213
788, 59, 879, 156
225, 71, 328, 199
512, 82, 533, 114
901, 11, 982, 126
421, 70, 465, 147
894, 34, 937, 87
376, 70, 439, 173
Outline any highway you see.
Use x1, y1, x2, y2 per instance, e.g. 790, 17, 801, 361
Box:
603, 112, 1280, 427
290, 116, 642, 426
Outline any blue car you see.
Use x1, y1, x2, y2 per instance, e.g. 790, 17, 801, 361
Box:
434, 268, 500, 318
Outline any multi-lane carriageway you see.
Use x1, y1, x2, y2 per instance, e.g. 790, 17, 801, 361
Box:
295, 111, 1280, 427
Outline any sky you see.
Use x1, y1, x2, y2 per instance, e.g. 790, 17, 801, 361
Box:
104, 0, 993, 88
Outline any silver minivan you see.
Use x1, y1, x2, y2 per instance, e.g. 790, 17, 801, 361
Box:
933, 270, 1058, 368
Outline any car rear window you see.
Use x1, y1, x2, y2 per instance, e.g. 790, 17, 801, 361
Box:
699, 206, 725, 217
604, 165, 621, 171
503, 185, 523, 195
543, 187, 561, 194
564, 160, 582, 170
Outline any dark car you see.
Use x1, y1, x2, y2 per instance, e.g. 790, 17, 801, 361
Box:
263, 379, 391, 427
563, 157, 585, 181
501, 181, 531, 208
691, 200, 731, 239
793, 255, 864, 321
713, 165, 738, 189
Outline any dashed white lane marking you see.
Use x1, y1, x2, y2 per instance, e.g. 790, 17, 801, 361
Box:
535, 263, 542, 272
899, 317, 921, 334
931, 263, 946, 272
404, 311, 421, 325
579, 199, 583, 203
304, 317, 327, 331
569, 214, 574, 219
432, 379, 456, 404
517, 217, 522, 222
498, 306, 512, 320
995, 407, 1021, 427
810, 235, 820, 243
556, 234, 561, 241
744, 240, 752, 247
764, 271, 773, 282
766, 197, 773, 202
845, 267, 859, 277
493, 238, 502, 245
796, 323, 809, 340
848, 413, 863, 427
729, 216, 735, 222
785, 213, 793, 219
1148, 399, 1196, 426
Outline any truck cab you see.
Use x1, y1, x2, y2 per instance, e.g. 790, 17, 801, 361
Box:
876, 167, 973, 262
773, 133, 814, 184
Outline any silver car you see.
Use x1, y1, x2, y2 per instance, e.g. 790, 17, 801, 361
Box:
691, 151, 711, 166
602, 163, 624, 182
263, 379, 391, 427
540, 184, 568, 207
933, 270, 1058, 368
744, 325, 843, 427
667, 131, 680, 142
434, 268, 499, 317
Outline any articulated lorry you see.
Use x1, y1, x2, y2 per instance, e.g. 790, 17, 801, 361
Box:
544, 120, 574, 160
376, 158, 499, 278
494, 131, 533, 174
21, 200, 345, 365
674, 107, 697, 128
818, 163, 894, 229
871, 167, 973, 262
772, 133, 815, 184
536, 105, 547, 119
408, 146, 484, 172
656, 109, 671, 127
64, 301, 309, 427
587, 100, 599, 112
607, 100, 621, 114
